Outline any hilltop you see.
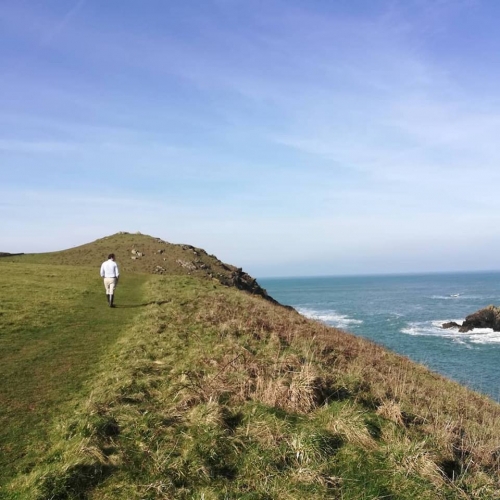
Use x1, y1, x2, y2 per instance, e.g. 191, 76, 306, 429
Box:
1, 233, 500, 499
3, 231, 280, 305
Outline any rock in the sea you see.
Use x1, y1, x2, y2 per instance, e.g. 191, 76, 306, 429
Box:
457, 305, 500, 333
442, 321, 461, 329
441, 305, 500, 332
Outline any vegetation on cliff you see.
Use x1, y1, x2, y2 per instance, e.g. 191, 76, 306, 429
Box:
1, 233, 499, 499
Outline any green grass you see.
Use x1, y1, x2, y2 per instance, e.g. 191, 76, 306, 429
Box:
2, 253, 500, 499
0, 261, 149, 488
3, 231, 246, 282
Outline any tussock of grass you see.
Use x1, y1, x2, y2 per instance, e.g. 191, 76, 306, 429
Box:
4, 275, 500, 499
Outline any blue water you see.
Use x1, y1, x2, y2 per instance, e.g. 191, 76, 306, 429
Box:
260, 272, 500, 402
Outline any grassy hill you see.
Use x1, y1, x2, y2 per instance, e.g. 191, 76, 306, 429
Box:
1, 233, 500, 499
2, 232, 278, 305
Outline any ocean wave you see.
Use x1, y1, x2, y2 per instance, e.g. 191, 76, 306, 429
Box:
401, 320, 500, 345
466, 331, 500, 344
430, 294, 481, 300
298, 307, 363, 328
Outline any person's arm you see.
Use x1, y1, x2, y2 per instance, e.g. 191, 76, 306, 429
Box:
100, 263, 105, 277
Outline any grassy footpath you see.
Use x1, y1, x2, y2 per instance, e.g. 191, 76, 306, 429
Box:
0, 262, 148, 489
5, 275, 500, 499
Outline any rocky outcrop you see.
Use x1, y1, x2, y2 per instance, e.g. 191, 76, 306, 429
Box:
176, 259, 198, 272
174, 251, 291, 308
442, 305, 500, 333
442, 321, 461, 329
216, 267, 294, 309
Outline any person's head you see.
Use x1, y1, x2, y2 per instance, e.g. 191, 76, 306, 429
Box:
108, 253, 115, 260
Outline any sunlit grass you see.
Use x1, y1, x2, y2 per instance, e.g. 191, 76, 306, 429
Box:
0, 261, 148, 487
4, 274, 499, 499
2, 255, 500, 499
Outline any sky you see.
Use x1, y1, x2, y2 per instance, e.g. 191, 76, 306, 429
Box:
2, 0, 500, 277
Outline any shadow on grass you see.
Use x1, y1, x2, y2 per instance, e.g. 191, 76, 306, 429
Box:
41, 463, 115, 500
115, 300, 171, 309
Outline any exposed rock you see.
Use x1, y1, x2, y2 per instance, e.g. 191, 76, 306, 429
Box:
442, 322, 461, 329
459, 306, 500, 333
153, 265, 167, 275
193, 259, 209, 270
442, 305, 500, 333
217, 267, 294, 309
176, 259, 198, 271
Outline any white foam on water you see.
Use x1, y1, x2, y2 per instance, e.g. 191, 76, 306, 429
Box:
467, 331, 500, 344
298, 307, 363, 328
388, 312, 405, 319
401, 319, 500, 345
430, 294, 482, 300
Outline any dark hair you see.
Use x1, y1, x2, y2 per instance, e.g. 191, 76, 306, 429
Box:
108, 253, 115, 260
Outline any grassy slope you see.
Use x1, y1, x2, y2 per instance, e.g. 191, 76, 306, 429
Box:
2, 235, 500, 499
3, 232, 255, 283
0, 261, 148, 489
2, 231, 207, 273
3, 232, 276, 302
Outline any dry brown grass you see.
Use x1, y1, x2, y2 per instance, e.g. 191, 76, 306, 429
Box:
190, 284, 500, 485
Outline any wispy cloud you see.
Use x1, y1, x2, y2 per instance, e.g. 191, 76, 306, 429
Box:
41, 0, 86, 45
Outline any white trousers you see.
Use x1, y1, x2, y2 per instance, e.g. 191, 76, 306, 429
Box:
103, 277, 117, 294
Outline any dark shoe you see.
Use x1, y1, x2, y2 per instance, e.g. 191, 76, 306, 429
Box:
109, 294, 115, 308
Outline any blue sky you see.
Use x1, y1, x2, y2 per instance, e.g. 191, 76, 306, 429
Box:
2, 0, 500, 277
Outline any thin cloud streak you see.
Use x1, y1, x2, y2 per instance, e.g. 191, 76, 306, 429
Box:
41, 0, 87, 46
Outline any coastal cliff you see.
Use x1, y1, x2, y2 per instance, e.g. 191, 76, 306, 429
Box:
2, 234, 500, 499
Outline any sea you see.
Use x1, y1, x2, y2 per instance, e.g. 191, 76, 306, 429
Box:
259, 272, 500, 403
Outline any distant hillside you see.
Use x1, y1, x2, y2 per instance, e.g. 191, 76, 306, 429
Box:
0, 252, 24, 257
4, 232, 280, 305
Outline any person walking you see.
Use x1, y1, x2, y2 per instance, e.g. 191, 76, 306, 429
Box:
100, 253, 120, 307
